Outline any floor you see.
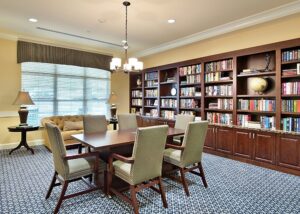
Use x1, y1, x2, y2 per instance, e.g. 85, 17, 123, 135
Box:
1, 146, 299, 214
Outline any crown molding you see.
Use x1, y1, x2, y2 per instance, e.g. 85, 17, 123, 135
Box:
135, 1, 300, 58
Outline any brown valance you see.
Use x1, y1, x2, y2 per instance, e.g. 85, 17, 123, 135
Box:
17, 41, 112, 71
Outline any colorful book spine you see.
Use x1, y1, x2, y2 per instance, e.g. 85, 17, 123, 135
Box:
238, 99, 276, 111
206, 112, 232, 125
205, 85, 232, 96
179, 64, 201, 76
282, 49, 300, 62
281, 117, 300, 132
282, 100, 300, 112
282, 82, 300, 95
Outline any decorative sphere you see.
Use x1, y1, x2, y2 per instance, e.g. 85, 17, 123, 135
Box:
249, 77, 268, 94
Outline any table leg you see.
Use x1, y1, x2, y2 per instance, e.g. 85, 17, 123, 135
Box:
9, 131, 34, 155
113, 123, 117, 130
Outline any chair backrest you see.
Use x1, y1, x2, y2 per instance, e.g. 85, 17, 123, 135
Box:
131, 125, 168, 184
174, 114, 195, 130
117, 114, 138, 131
45, 123, 69, 179
181, 121, 208, 167
83, 115, 107, 134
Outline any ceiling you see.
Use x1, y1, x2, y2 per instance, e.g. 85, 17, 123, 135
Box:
0, 0, 299, 57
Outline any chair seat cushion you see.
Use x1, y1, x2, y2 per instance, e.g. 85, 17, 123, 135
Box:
61, 130, 83, 141
67, 157, 106, 180
164, 148, 182, 167
113, 160, 133, 185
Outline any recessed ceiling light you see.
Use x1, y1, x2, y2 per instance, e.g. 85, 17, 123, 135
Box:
167, 19, 176, 24
28, 18, 38, 23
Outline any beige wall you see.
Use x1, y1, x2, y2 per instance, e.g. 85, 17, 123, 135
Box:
0, 38, 129, 147
141, 13, 300, 68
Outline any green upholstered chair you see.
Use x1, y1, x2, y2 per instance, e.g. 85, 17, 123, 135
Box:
173, 114, 195, 144
117, 113, 138, 131
164, 121, 208, 196
108, 125, 169, 214
45, 123, 106, 214
83, 115, 108, 134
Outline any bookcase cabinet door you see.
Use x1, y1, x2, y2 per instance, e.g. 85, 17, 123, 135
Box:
253, 132, 275, 164
216, 127, 233, 154
234, 129, 253, 159
204, 126, 215, 151
277, 134, 300, 170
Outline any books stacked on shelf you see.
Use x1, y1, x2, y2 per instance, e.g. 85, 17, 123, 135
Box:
282, 117, 300, 132
282, 49, 300, 62
161, 99, 177, 108
149, 109, 158, 117
131, 90, 142, 97
145, 80, 158, 87
166, 77, 176, 82
181, 75, 201, 84
145, 89, 158, 97
145, 72, 158, 80
238, 99, 275, 111
132, 99, 142, 106
205, 85, 232, 96
206, 112, 232, 125
237, 115, 274, 129
205, 59, 233, 72
282, 100, 300, 112
282, 82, 300, 95
180, 87, 196, 96
208, 99, 233, 110
205, 73, 232, 82
161, 110, 175, 119
282, 68, 299, 76
179, 64, 201, 76
208, 102, 218, 109
180, 99, 199, 108
180, 111, 194, 115
145, 99, 157, 106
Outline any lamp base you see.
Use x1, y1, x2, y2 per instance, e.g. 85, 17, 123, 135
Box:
110, 105, 117, 119
18, 107, 29, 126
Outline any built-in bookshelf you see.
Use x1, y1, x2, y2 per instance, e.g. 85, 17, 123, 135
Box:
129, 73, 143, 114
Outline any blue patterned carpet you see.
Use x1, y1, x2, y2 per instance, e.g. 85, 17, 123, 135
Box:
1, 146, 300, 214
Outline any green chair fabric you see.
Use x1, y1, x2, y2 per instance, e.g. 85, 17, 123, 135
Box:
83, 115, 107, 134
113, 125, 168, 185
173, 115, 195, 144
164, 121, 208, 168
117, 114, 138, 131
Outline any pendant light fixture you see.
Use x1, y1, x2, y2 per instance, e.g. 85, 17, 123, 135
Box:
110, 1, 143, 73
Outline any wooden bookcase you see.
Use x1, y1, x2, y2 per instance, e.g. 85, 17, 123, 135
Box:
129, 38, 300, 175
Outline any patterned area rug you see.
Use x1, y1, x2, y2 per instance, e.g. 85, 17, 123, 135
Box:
1, 146, 300, 214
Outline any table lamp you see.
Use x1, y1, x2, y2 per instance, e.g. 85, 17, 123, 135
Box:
108, 92, 118, 119
13, 91, 35, 126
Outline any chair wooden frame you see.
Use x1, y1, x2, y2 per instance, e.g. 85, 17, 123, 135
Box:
165, 144, 208, 196
107, 153, 168, 214
46, 152, 104, 214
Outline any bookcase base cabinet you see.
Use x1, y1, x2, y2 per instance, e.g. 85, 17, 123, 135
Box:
204, 126, 233, 154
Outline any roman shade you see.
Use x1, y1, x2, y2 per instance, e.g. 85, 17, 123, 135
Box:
17, 41, 112, 70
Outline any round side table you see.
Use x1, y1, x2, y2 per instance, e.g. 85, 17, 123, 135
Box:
8, 126, 39, 155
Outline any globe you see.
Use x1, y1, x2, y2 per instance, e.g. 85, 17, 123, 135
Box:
249, 77, 268, 94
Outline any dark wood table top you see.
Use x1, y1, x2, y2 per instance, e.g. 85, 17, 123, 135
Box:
8, 126, 39, 132
72, 127, 185, 150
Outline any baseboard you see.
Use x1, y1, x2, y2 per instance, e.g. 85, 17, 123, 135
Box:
0, 139, 45, 150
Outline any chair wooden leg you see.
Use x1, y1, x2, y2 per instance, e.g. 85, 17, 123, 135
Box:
78, 144, 82, 154
107, 170, 112, 196
198, 162, 208, 188
179, 168, 190, 196
130, 185, 139, 214
54, 181, 69, 214
46, 172, 57, 199
158, 176, 168, 208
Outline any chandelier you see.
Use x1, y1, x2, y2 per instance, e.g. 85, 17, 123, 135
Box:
110, 1, 143, 73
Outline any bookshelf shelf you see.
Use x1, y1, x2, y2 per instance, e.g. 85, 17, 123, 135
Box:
180, 96, 201, 99
205, 96, 233, 99
205, 108, 233, 113
160, 81, 177, 85
204, 69, 233, 74
144, 86, 158, 89
180, 83, 200, 87
180, 107, 201, 111
144, 97, 157, 99
237, 110, 276, 114
281, 112, 300, 115
281, 75, 300, 79
281, 95, 300, 98
205, 80, 233, 85
160, 96, 177, 99
281, 60, 300, 65
144, 106, 157, 108
131, 87, 142, 90
237, 71, 276, 77
237, 95, 276, 98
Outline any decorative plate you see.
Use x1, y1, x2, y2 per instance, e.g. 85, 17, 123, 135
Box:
171, 88, 177, 96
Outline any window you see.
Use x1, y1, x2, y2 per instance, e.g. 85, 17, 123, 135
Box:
21, 62, 111, 125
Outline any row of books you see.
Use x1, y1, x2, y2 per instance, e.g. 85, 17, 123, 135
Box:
208, 99, 233, 110
282, 66, 300, 76
145, 72, 158, 80
281, 100, 300, 112
145, 89, 158, 97
205, 85, 232, 96
282, 117, 300, 132
282, 82, 300, 95
237, 114, 275, 129
282, 49, 300, 62
205, 59, 233, 72
179, 64, 201, 76
205, 72, 232, 82
131, 90, 142, 98
145, 99, 157, 107
180, 99, 199, 108
180, 111, 195, 115
131, 99, 142, 106
181, 74, 201, 84
238, 99, 276, 111
206, 112, 232, 125
161, 99, 177, 108
145, 80, 158, 87
161, 110, 175, 120
180, 87, 198, 96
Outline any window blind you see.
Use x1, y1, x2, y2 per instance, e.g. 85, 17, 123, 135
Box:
21, 62, 111, 124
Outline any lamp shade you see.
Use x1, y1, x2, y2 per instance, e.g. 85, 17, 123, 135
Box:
13, 91, 34, 105
108, 92, 118, 105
